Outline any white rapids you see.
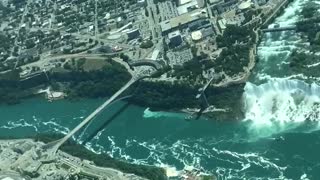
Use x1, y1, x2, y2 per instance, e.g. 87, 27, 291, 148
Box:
244, 79, 320, 124
243, 79, 320, 137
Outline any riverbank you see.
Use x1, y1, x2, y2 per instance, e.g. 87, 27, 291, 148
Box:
0, 136, 164, 180
131, 81, 245, 121
0, 65, 245, 121
0, 0, 297, 119
0, 99, 227, 180
35, 134, 167, 180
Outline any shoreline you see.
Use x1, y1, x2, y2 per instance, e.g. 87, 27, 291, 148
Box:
0, 0, 295, 119
1, 77, 246, 121
212, 0, 294, 88
0, 135, 218, 180
0, 136, 166, 180
0, 0, 296, 118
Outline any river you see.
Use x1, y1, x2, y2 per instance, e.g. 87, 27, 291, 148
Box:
1, 0, 320, 179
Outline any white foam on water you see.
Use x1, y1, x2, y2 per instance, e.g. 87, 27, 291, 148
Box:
257, 40, 296, 68
72, 116, 84, 120
248, 0, 320, 137
211, 147, 286, 179
256, 72, 319, 85
82, 135, 288, 179
212, 147, 286, 178
32, 116, 38, 122
243, 79, 320, 137
42, 120, 70, 134
158, 164, 181, 177
256, 73, 274, 81
254, 0, 317, 83
143, 108, 183, 119
0, 118, 39, 132
273, 0, 305, 26
306, 62, 320, 68
300, 173, 309, 180
106, 136, 132, 160
258, 43, 295, 53
84, 142, 104, 154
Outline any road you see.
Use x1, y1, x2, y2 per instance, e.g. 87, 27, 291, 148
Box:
49, 0, 57, 29
94, 0, 98, 38
14, 0, 31, 69
20, 53, 134, 75
146, 0, 162, 41
30, 26, 136, 50
146, 1, 156, 40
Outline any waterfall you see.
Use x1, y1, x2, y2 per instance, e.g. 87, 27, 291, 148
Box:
243, 79, 320, 127
243, 0, 320, 135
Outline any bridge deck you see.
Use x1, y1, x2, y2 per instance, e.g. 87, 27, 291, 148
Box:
48, 77, 141, 153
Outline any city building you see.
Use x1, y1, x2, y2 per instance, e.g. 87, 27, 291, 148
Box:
160, 9, 208, 35
197, 0, 205, 8
188, 19, 210, 31
126, 29, 141, 40
104, 13, 111, 20
218, 18, 227, 30
208, 0, 222, 5
191, 30, 202, 41
222, 9, 245, 26
210, 0, 239, 15
177, 0, 199, 15
238, 0, 253, 11
201, 26, 215, 37
179, 0, 193, 6
168, 30, 183, 47
256, 0, 268, 6
191, 26, 215, 41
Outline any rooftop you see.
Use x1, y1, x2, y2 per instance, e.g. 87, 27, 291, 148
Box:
1, 178, 15, 180
177, 0, 199, 15
179, 0, 192, 5
209, 0, 222, 4
238, 0, 252, 10
191, 30, 202, 41
150, 49, 160, 61
168, 30, 181, 39
160, 9, 207, 33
